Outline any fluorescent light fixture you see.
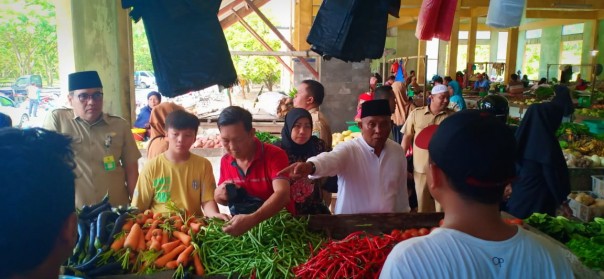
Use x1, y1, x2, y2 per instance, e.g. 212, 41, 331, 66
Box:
591, 50, 599, 57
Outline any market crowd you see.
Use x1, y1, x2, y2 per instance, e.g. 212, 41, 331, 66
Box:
0, 70, 576, 278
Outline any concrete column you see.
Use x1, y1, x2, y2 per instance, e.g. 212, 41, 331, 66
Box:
417, 40, 427, 85
467, 17, 478, 76
292, 0, 313, 50
586, 20, 599, 79
69, 0, 135, 122
504, 28, 519, 84
53, 0, 75, 105
447, 1, 461, 77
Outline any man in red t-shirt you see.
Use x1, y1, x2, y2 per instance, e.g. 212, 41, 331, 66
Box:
214, 106, 293, 236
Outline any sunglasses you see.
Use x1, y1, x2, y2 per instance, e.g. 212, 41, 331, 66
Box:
76, 92, 103, 102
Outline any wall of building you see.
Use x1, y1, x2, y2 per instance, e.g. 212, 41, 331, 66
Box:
319, 59, 371, 132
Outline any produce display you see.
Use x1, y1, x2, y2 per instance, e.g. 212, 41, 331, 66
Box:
332, 130, 362, 148
66, 199, 207, 278
192, 134, 223, 149
569, 192, 604, 214
525, 213, 604, 271
294, 227, 434, 278
576, 107, 604, 118
255, 131, 280, 144
201, 211, 324, 278
556, 123, 604, 168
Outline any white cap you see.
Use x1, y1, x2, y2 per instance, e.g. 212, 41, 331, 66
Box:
431, 84, 448, 95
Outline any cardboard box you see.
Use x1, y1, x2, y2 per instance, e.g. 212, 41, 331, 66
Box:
591, 175, 604, 198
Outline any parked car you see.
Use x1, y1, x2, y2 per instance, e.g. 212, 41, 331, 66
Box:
134, 71, 156, 88
0, 74, 43, 104
0, 95, 29, 128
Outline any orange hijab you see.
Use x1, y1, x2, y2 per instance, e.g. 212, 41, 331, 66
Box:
147, 102, 185, 159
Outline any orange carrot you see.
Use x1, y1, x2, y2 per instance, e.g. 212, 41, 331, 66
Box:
172, 231, 191, 246
165, 260, 179, 269
111, 234, 126, 252
173, 220, 184, 229
143, 209, 154, 218
193, 251, 205, 276
190, 222, 203, 233
161, 240, 181, 254
135, 213, 148, 225
161, 230, 169, 246
137, 229, 146, 251
149, 238, 162, 252
180, 225, 189, 233
122, 219, 135, 231
145, 220, 161, 240
155, 245, 186, 267
144, 218, 154, 226
153, 212, 163, 220
151, 228, 162, 238
176, 245, 194, 266
124, 223, 143, 250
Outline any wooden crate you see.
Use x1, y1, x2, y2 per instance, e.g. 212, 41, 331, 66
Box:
307, 212, 444, 240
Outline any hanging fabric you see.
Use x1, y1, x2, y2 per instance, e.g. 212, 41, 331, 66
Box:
434, 0, 458, 41
395, 61, 405, 82
486, 0, 525, 28
390, 60, 399, 74
415, 0, 442, 40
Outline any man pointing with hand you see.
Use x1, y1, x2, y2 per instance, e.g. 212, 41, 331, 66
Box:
279, 100, 410, 214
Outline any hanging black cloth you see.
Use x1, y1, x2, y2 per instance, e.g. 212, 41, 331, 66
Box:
122, 0, 237, 97
506, 103, 570, 218
307, 0, 397, 62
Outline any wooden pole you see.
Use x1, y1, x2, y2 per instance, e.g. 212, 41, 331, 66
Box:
447, 0, 461, 77
417, 40, 427, 85
504, 28, 519, 84
467, 16, 478, 78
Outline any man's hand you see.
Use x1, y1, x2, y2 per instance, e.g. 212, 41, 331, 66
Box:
214, 181, 233, 206
278, 162, 313, 180
222, 214, 258, 236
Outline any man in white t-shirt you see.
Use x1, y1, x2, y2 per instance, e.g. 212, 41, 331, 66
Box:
380, 110, 574, 279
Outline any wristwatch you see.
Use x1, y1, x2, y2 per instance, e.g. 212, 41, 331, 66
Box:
308, 161, 316, 175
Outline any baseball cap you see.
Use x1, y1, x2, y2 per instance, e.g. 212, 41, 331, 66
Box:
431, 84, 448, 95
415, 110, 517, 188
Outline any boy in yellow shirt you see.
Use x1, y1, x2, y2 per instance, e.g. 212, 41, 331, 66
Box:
132, 110, 230, 220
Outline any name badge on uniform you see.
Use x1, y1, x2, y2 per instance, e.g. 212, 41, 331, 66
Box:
192, 180, 199, 190
103, 155, 116, 171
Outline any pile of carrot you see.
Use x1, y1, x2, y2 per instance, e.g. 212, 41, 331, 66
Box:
67, 203, 207, 278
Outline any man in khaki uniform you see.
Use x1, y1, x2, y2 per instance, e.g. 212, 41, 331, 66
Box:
402, 84, 453, 212
293, 79, 334, 206
43, 71, 141, 208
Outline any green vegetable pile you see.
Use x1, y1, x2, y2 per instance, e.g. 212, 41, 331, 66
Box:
255, 131, 280, 144
556, 123, 590, 138
534, 86, 554, 100
199, 211, 325, 278
525, 213, 604, 269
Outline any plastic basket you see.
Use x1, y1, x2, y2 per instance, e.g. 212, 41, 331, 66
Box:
582, 119, 604, 135
345, 121, 360, 132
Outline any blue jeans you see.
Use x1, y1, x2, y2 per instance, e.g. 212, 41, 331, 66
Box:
28, 100, 39, 117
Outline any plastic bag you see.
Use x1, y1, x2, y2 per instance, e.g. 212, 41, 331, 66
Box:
486, 0, 525, 28
226, 183, 264, 215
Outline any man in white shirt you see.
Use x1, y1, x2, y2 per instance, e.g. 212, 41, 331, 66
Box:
279, 99, 410, 214
380, 110, 574, 279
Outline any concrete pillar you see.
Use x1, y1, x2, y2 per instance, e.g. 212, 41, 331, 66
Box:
56, 0, 135, 122
467, 17, 478, 76
447, 1, 461, 77
292, 0, 313, 50
504, 28, 519, 84
417, 40, 427, 85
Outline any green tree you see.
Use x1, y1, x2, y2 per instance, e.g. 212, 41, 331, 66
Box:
132, 21, 153, 72
524, 44, 541, 80
0, 0, 57, 85
223, 13, 281, 91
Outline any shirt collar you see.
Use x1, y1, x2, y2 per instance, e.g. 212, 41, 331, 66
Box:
307, 107, 319, 113
423, 106, 447, 116
73, 111, 108, 126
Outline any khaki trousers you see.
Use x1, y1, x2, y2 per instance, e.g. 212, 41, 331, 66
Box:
413, 171, 441, 212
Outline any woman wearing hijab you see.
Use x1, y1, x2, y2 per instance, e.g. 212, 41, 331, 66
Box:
276, 108, 330, 215
147, 102, 185, 159
506, 102, 570, 219
391, 81, 415, 144
134, 91, 162, 129
551, 85, 574, 123
444, 76, 466, 112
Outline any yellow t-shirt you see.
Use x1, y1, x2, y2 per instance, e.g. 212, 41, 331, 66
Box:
132, 153, 216, 216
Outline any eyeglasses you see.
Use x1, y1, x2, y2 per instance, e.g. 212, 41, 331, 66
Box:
77, 92, 103, 102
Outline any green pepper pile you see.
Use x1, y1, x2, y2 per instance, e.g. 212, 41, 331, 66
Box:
199, 211, 325, 278
525, 213, 604, 270
255, 131, 280, 144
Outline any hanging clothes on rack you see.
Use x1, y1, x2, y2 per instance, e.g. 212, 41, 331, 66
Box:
395, 59, 405, 82
390, 60, 399, 74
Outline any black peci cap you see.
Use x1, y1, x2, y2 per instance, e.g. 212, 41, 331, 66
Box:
68, 71, 103, 91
